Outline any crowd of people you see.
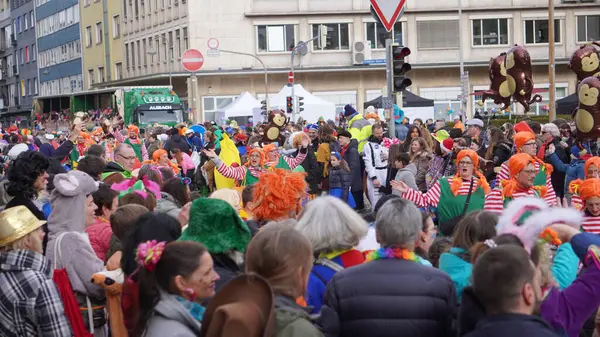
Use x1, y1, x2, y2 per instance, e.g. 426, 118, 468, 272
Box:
0, 104, 599, 337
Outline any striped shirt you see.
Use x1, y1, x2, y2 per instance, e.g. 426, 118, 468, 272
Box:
216, 151, 307, 182
403, 177, 480, 209
582, 216, 600, 234
495, 161, 556, 202
484, 188, 556, 214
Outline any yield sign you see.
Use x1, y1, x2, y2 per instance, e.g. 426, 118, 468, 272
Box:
370, 0, 406, 32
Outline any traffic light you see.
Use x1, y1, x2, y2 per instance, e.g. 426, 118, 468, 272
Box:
298, 96, 304, 113
286, 96, 293, 114
391, 45, 412, 92
260, 100, 268, 115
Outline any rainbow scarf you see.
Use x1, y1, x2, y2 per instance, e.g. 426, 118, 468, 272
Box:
365, 247, 419, 262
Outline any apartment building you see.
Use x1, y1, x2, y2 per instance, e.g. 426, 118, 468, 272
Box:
0, 0, 13, 117
80, 0, 123, 89
108, 0, 600, 122
35, 0, 83, 97
1, 0, 37, 120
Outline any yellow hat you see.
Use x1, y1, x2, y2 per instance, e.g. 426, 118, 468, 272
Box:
0, 206, 46, 247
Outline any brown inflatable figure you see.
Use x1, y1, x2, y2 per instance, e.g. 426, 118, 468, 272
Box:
504, 45, 542, 111
262, 109, 288, 145
574, 76, 600, 140
569, 42, 600, 83
482, 53, 513, 109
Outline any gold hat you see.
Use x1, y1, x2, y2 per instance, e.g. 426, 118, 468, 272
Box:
0, 206, 46, 247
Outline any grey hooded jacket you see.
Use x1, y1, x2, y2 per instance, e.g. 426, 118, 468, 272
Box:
392, 163, 419, 195
143, 291, 202, 337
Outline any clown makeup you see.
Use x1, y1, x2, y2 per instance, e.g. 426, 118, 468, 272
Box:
249, 151, 262, 167
516, 163, 538, 189
588, 164, 600, 178
308, 129, 318, 141
129, 130, 138, 139
520, 141, 537, 156
586, 196, 600, 217
458, 156, 474, 180
330, 155, 340, 167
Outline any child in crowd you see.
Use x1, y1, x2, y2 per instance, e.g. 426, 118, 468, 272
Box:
105, 204, 150, 266
328, 151, 355, 208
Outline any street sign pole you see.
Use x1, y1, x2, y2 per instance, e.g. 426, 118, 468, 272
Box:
385, 34, 395, 139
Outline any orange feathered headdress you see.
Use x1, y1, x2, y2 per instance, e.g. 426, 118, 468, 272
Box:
501, 153, 547, 198
127, 125, 139, 134
251, 169, 307, 222
450, 149, 490, 196
584, 156, 600, 178
576, 178, 600, 202
513, 131, 553, 175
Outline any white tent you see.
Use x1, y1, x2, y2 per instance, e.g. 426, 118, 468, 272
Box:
215, 92, 260, 124
268, 84, 336, 123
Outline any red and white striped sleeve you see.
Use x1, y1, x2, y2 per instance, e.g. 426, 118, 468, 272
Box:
495, 162, 510, 186
215, 162, 247, 181
284, 151, 307, 170
582, 217, 600, 235
484, 189, 504, 215
403, 179, 442, 208
544, 173, 557, 206
571, 194, 583, 210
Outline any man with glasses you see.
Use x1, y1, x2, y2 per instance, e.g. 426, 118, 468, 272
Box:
494, 131, 557, 204
484, 153, 557, 214
101, 144, 136, 182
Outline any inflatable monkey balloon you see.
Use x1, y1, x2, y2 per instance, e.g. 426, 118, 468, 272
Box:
482, 53, 514, 109
262, 109, 288, 145
569, 42, 600, 83
574, 76, 600, 140
504, 45, 542, 111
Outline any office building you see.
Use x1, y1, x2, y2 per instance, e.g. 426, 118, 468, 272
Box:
35, 0, 83, 97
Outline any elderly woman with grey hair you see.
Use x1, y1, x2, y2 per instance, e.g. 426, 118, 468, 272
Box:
295, 196, 368, 314
318, 198, 457, 337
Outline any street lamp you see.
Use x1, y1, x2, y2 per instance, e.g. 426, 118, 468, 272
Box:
147, 49, 172, 88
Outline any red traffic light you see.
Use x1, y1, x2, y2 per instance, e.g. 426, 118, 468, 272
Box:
392, 46, 411, 59
286, 96, 293, 107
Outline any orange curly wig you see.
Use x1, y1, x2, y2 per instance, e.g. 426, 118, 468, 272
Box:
251, 168, 307, 222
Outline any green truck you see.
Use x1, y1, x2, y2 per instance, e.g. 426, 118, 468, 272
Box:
34, 86, 185, 129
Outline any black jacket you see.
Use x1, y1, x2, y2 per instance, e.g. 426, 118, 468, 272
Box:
164, 134, 190, 155
317, 258, 456, 337
458, 286, 486, 337
328, 166, 352, 201
5, 195, 48, 253
484, 142, 512, 183
211, 253, 243, 292
463, 314, 559, 337
544, 137, 570, 198
341, 139, 363, 192
104, 161, 127, 174
299, 149, 320, 195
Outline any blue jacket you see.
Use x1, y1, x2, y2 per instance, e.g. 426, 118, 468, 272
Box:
439, 247, 472, 303
551, 243, 578, 290
547, 153, 585, 192
186, 135, 203, 152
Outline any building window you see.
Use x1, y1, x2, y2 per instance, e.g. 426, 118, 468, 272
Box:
142, 39, 147, 67
96, 22, 103, 44
34, 78, 38, 95
417, 20, 459, 50
125, 43, 130, 68
527, 86, 568, 115
98, 67, 105, 82
183, 27, 188, 50
85, 0, 91, 6
115, 62, 122, 80
132, 41, 136, 68
161, 33, 166, 61
137, 41, 141, 68
17, 16, 21, 33
27, 79, 31, 96
24, 14, 28, 30
20, 80, 25, 97
30, 12, 34, 28
175, 29, 181, 58
311, 23, 350, 51
88, 69, 94, 87
202, 96, 237, 122
421, 87, 462, 121
113, 15, 120, 38
365, 21, 402, 49
168, 31, 173, 59
31, 44, 36, 61
256, 24, 295, 52
577, 15, 600, 42
86, 26, 92, 47
20, 48, 24, 64
25, 46, 29, 62
472, 18, 509, 46
524, 19, 561, 44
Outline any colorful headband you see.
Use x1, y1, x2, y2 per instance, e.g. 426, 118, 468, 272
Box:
111, 177, 162, 200
306, 124, 319, 131
136, 240, 166, 271
331, 152, 341, 160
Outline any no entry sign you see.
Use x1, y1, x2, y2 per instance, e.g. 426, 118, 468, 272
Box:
181, 49, 205, 72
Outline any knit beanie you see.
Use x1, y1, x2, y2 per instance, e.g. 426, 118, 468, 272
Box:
441, 138, 454, 154
48, 170, 99, 236
179, 198, 251, 254
344, 104, 358, 118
